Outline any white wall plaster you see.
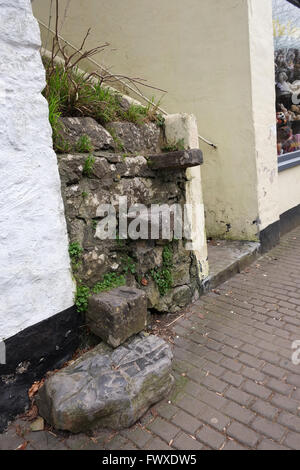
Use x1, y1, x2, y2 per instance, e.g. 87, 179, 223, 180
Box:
164, 114, 209, 280
0, 0, 75, 341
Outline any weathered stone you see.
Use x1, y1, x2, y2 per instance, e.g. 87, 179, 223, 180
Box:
59, 117, 114, 151
57, 143, 198, 314
126, 205, 178, 240
114, 177, 182, 206
87, 286, 148, 347
36, 335, 174, 433
147, 149, 203, 170
155, 285, 193, 313
30, 417, 44, 432
107, 121, 161, 154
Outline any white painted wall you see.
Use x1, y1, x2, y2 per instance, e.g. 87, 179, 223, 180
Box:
249, 0, 279, 233
164, 114, 209, 280
0, 0, 75, 341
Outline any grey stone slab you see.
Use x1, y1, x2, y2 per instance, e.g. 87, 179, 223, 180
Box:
147, 149, 203, 170
36, 334, 173, 433
107, 121, 161, 154
59, 117, 114, 151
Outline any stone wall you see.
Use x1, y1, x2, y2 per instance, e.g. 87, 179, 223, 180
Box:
58, 118, 202, 313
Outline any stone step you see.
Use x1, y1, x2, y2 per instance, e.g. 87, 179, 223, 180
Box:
205, 240, 261, 290
36, 334, 174, 433
147, 148, 203, 170
87, 286, 148, 348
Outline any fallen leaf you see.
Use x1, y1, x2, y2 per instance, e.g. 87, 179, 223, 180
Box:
15, 441, 28, 451
28, 380, 44, 399
212, 289, 221, 295
15, 425, 23, 437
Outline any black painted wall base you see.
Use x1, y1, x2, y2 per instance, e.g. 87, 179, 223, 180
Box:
0, 306, 82, 433
280, 203, 300, 236
259, 202, 300, 253
259, 220, 280, 253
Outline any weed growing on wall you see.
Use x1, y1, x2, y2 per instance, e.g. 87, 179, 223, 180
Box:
69, 242, 128, 312
82, 154, 95, 177
75, 135, 94, 153
42, 1, 166, 152
75, 274, 127, 313
161, 138, 185, 153
121, 255, 136, 275
75, 284, 90, 313
69, 242, 83, 270
150, 244, 174, 296
122, 104, 149, 125
93, 273, 126, 294
107, 127, 125, 152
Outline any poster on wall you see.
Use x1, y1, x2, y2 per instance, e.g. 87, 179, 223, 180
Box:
273, 0, 300, 155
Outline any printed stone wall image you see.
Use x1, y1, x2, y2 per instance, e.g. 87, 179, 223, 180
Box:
34, 113, 206, 432
58, 114, 206, 314
33, 84, 207, 431
0, 0, 208, 433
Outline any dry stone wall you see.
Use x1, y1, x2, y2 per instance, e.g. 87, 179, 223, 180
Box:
58, 119, 201, 313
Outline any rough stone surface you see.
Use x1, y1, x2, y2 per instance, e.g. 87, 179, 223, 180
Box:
57, 151, 199, 311
59, 117, 114, 151
107, 121, 161, 154
87, 286, 148, 347
36, 334, 174, 433
148, 149, 203, 171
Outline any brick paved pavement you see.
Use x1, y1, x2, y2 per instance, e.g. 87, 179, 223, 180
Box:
2, 227, 300, 450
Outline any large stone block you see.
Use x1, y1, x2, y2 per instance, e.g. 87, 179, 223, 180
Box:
87, 286, 147, 347
107, 121, 161, 154
147, 149, 203, 170
59, 117, 114, 151
36, 334, 174, 433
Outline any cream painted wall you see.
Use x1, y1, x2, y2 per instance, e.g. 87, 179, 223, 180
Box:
32, 0, 279, 241
278, 167, 300, 216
